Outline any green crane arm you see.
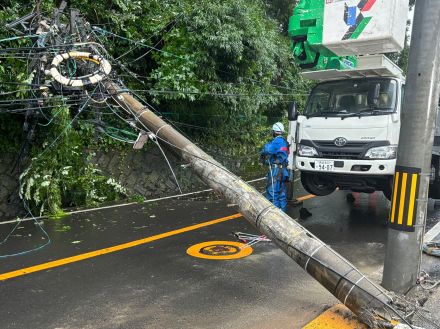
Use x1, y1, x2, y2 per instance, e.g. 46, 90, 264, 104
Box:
288, 0, 356, 70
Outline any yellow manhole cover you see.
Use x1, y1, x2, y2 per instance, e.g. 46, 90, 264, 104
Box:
186, 241, 253, 260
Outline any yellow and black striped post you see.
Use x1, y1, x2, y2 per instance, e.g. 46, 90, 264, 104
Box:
389, 166, 421, 232
383, 0, 440, 293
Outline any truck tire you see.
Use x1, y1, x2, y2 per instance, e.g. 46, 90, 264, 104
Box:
300, 172, 336, 196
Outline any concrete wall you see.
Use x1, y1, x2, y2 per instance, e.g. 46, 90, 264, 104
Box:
95, 144, 262, 197
0, 154, 24, 220
94, 146, 205, 198
0, 145, 262, 220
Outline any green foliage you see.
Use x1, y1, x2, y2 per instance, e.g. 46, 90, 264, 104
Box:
145, 0, 307, 150
78, 0, 309, 150
386, 0, 415, 74
386, 28, 410, 74
54, 223, 71, 232
1, 0, 308, 213
19, 107, 128, 216
48, 210, 69, 220
129, 194, 146, 203
265, 0, 299, 34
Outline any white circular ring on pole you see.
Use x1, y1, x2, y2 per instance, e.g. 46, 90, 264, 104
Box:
47, 51, 112, 87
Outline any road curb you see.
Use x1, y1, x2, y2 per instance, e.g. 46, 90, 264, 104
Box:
303, 216, 440, 329
424, 219, 440, 243
302, 304, 367, 329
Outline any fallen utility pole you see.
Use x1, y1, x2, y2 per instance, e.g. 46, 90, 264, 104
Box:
106, 82, 405, 327
382, 0, 440, 293
4, 1, 415, 325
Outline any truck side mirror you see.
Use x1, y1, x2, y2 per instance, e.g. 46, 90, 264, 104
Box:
288, 101, 298, 121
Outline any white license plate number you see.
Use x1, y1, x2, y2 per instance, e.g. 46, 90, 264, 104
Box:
315, 160, 334, 171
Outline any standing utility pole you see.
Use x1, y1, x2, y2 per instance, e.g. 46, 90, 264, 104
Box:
382, 0, 440, 293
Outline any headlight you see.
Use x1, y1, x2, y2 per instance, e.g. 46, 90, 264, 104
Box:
364, 145, 397, 159
298, 144, 318, 157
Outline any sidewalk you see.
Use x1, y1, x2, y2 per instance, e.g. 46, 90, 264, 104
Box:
412, 220, 440, 329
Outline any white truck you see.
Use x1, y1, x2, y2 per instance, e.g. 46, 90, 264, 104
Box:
286, 0, 440, 201
286, 55, 440, 200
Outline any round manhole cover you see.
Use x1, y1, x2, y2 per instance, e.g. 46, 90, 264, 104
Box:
199, 244, 240, 256
186, 241, 253, 260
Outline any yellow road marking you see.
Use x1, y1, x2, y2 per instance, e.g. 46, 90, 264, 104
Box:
398, 173, 408, 225
407, 173, 418, 227
0, 193, 318, 282
390, 172, 400, 223
302, 304, 367, 329
0, 213, 242, 281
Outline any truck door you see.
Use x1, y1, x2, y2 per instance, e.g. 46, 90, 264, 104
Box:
287, 102, 299, 201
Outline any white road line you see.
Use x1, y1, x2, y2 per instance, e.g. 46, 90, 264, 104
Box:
0, 177, 267, 225
424, 220, 440, 242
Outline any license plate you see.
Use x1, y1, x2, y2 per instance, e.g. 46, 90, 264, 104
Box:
315, 160, 334, 171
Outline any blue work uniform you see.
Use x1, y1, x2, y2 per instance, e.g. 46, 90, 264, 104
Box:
260, 136, 290, 211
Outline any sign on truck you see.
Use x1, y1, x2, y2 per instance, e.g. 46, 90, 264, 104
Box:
286, 0, 440, 200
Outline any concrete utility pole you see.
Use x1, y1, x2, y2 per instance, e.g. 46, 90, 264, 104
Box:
106, 82, 404, 327
383, 0, 440, 293
8, 1, 409, 323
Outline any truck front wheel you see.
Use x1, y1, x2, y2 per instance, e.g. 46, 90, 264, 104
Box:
300, 172, 336, 196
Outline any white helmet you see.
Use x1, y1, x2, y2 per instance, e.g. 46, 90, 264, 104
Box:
272, 122, 285, 134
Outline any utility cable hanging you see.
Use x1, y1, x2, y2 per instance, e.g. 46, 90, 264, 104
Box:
148, 132, 183, 194
91, 26, 306, 93
1, 7, 429, 328
105, 82, 420, 328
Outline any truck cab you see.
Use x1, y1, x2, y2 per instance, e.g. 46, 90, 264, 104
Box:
288, 56, 404, 200
285, 0, 440, 201
287, 55, 440, 201
294, 78, 401, 199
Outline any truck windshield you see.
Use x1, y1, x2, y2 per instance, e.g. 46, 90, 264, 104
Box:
305, 79, 397, 117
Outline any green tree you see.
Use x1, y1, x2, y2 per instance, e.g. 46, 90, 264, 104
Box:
0, 0, 305, 214
264, 0, 299, 35
386, 0, 416, 73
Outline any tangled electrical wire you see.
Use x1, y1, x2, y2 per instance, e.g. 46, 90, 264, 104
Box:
2, 4, 440, 329
0, 1, 264, 258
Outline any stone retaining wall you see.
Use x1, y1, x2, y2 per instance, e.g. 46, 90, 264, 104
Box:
0, 144, 263, 220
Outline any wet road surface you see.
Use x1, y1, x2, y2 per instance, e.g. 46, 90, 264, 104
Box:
0, 185, 439, 329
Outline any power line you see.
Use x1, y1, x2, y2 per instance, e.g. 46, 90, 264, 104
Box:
131, 88, 308, 98
115, 73, 311, 94
127, 17, 181, 64
0, 85, 101, 258
103, 87, 422, 328
92, 26, 306, 93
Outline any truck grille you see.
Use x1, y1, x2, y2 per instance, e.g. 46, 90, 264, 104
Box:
315, 141, 368, 148
319, 151, 362, 159
313, 140, 369, 159
299, 140, 390, 160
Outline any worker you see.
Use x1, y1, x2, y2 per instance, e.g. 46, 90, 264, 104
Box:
260, 122, 290, 212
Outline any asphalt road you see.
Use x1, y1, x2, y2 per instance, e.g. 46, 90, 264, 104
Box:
0, 184, 438, 329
